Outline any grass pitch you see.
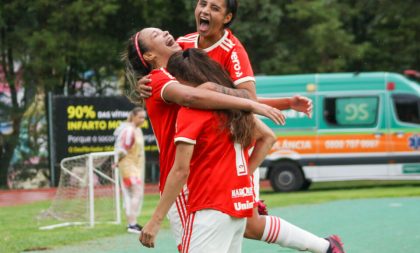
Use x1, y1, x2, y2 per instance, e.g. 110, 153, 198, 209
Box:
2, 180, 420, 253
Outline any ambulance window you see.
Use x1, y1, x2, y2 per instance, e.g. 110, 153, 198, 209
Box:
324, 96, 379, 127
392, 94, 420, 125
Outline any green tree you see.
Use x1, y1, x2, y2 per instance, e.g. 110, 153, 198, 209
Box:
0, 0, 29, 187
234, 0, 367, 74
340, 0, 420, 72
0, 0, 193, 188
0, 0, 122, 187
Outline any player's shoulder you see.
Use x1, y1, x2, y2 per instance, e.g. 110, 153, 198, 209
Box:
225, 29, 245, 49
213, 29, 246, 55
151, 68, 176, 82
177, 32, 199, 43
121, 124, 135, 135
148, 68, 177, 95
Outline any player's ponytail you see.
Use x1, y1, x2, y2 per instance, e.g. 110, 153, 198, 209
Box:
122, 30, 152, 105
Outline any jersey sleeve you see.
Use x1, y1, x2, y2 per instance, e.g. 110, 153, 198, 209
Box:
121, 127, 135, 150
115, 126, 134, 155
176, 33, 198, 50
150, 69, 178, 103
176, 38, 187, 50
226, 43, 255, 86
174, 108, 211, 145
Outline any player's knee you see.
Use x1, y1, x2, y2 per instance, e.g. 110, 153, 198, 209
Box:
244, 225, 259, 239
244, 216, 264, 240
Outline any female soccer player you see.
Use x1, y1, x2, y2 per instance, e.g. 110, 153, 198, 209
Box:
136, 1, 345, 253
141, 48, 267, 253
113, 107, 146, 234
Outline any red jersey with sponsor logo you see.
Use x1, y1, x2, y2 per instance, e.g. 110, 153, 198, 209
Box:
177, 30, 255, 86
145, 68, 180, 192
174, 107, 254, 218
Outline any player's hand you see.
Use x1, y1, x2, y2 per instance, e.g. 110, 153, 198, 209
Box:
251, 102, 286, 125
136, 74, 152, 98
290, 95, 313, 118
139, 219, 161, 248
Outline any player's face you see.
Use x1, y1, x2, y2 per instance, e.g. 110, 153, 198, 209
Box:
195, 0, 232, 39
139, 28, 182, 62
133, 111, 146, 127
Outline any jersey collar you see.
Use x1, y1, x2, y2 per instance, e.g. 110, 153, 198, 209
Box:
195, 30, 229, 53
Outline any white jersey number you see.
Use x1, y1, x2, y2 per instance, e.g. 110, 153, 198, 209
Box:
234, 143, 248, 176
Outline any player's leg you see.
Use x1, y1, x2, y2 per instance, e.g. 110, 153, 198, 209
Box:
182, 209, 245, 253
128, 181, 143, 224
226, 215, 247, 253
124, 177, 143, 233
260, 214, 330, 252
245, 171, 344, 253
245, 204, 344, 253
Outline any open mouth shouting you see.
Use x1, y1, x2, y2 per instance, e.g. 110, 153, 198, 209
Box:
199, 16, 210, 33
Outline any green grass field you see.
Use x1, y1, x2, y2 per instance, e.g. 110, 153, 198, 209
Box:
2, 180, 420, 253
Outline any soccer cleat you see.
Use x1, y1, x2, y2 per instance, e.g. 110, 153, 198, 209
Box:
257, 200, 268, 215
326, 235, 345, 253
127, 224, 143, 234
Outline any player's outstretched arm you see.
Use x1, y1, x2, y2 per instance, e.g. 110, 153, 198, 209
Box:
197, 81, 251, 99
198, 81, 312, 118
258, 95, 313, 118
163, 82, 286, 125
139, 143, 194, 248
198, 80, 257, 100
248, 117, 276, 174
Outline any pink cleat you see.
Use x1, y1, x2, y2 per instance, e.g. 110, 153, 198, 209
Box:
326, 235, 345, 253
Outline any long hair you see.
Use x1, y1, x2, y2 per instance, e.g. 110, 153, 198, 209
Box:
122, 30, 151, 105
167, 48, 255, 148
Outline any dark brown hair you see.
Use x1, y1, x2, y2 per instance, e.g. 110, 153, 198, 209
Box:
167, 48, 255, 148
224, 0, 238, 28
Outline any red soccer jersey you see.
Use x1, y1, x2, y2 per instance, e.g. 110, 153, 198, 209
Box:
145, 68, 180, 192
174, 108, 254, 218
177, 29, 255, 86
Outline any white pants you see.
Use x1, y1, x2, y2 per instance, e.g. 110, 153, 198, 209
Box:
182, 209, 246, 253
167, 169, 260, 247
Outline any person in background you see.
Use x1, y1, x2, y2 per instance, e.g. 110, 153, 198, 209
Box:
114, 107, 146, 234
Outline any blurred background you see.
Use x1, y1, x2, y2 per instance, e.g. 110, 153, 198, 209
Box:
1, 0, 419, 189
